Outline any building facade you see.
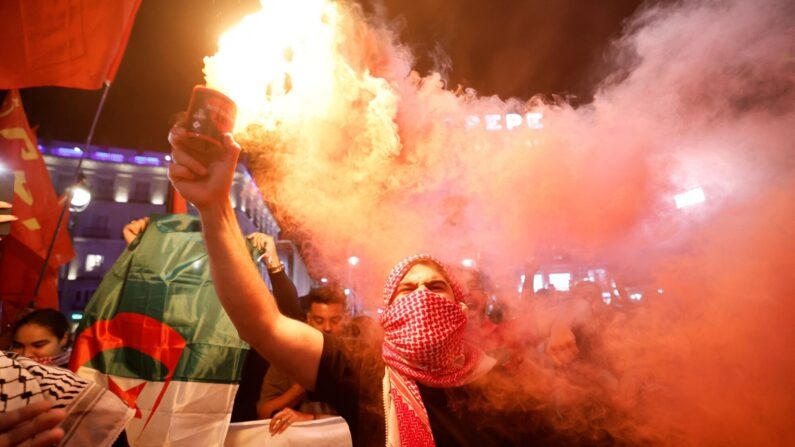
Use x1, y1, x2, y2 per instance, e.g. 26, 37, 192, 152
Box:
42, 141, 312, 318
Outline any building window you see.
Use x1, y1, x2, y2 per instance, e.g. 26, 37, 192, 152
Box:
94, 177, 115, 200
85, 254, 104, 272
83, 215, 109, 238
131, 181, 150, 202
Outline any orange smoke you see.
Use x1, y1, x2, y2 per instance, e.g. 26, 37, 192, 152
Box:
203, 0, 795, 444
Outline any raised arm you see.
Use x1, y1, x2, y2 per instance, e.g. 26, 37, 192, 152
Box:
247, 232, 304, 321
167, 127, 323, 390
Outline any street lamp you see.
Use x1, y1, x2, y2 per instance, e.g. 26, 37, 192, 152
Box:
69, 173, 91, 213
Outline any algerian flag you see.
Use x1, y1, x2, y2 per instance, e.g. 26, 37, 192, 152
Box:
70, 214, 250, 447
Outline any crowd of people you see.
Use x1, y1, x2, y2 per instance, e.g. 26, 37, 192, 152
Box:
0, 130, 638, 446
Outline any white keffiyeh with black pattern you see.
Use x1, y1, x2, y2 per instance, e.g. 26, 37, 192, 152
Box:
1, 351, 133, 446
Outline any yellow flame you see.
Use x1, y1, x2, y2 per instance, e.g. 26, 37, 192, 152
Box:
204, 0, 391, 134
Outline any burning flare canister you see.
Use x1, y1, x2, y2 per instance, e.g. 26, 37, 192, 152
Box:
182, 86, 237, 166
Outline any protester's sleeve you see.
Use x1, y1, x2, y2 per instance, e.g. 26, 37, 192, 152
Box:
312, 334, 361, 426
268, 269, 303, 320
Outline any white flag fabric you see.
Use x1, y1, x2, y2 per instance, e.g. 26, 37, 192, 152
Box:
78, 367, 239, 447
225, 417, 353, 447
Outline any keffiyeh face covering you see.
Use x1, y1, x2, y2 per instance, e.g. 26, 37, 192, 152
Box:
379, 254, 491, 447
27, 347, 72, 368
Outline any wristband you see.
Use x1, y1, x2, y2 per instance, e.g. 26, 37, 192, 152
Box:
256, 252, 284, 273
267, 262, 284, 274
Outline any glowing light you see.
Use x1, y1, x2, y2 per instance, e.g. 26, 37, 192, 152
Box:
70, 185, 91, 211
526, 112, 543, 129
68, 261, 78, 280
151, 192, 165, 206
465, 112, 544, 131
533, 274, 544, 292
505, 113, 523, 130
151, 184, 167, 205
132, 155, 161, 166
549, 273, 571, 292
52, 147, 83, 158
85, 254, 104, 272
165, 155, 172, 162
114, 185, 129, 203
674, 187, 706, 209
461, 259, 475, 268
630, 293, 643, 300
91, 151, 125, 163
320, 277, 328, 283
204, 0, 352, 131
348, 256, 359, 266
71, 313, 83, 321
518, 274, 526, 293
343, 288, 351, 296
485, 114, 503, 131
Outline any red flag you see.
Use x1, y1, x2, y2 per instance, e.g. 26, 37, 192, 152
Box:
0, 90, 74, 316
0, 0, 141, 90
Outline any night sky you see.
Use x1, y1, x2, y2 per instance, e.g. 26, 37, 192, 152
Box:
17, 0, 643, 152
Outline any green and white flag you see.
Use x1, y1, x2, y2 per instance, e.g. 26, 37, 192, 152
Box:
70, 214, 250, 447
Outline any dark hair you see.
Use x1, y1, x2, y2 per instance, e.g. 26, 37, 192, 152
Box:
304, 286, 347, 310
12, 309, 70, 341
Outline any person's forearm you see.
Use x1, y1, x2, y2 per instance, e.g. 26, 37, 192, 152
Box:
200, 203, 279, 340
198, 202, 324, 390
257, 385, 306, 420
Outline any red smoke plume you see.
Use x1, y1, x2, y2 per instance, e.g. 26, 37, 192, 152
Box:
206, 0, 795, 443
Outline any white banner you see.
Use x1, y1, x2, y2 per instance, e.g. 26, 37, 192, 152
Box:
225, 417, 353, 447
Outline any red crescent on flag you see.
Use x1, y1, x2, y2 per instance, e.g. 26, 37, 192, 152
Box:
69, 312, 187, 434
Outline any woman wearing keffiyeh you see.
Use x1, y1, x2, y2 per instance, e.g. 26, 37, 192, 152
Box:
10, 309, 72, 368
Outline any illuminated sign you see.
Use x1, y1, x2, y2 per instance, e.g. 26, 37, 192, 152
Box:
132, 155, 161, 166
466, 112, 543, 131
52, 147, 84, 158
91, 151, 125, 163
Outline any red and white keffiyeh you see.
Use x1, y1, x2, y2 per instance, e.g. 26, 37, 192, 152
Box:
379, 254, 494, 447
28, 347, 72, 368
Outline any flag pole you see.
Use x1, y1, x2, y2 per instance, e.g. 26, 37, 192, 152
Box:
31, 81, 113, 305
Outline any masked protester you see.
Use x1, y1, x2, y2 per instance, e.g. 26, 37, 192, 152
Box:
167, 126, 590, 446
377, 255, 495, 445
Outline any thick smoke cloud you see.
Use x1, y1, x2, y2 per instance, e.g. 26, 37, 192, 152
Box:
205, 0, 794, 444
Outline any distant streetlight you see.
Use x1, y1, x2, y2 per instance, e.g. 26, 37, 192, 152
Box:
69, 173, 91, 213
674, 187, 705, 209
